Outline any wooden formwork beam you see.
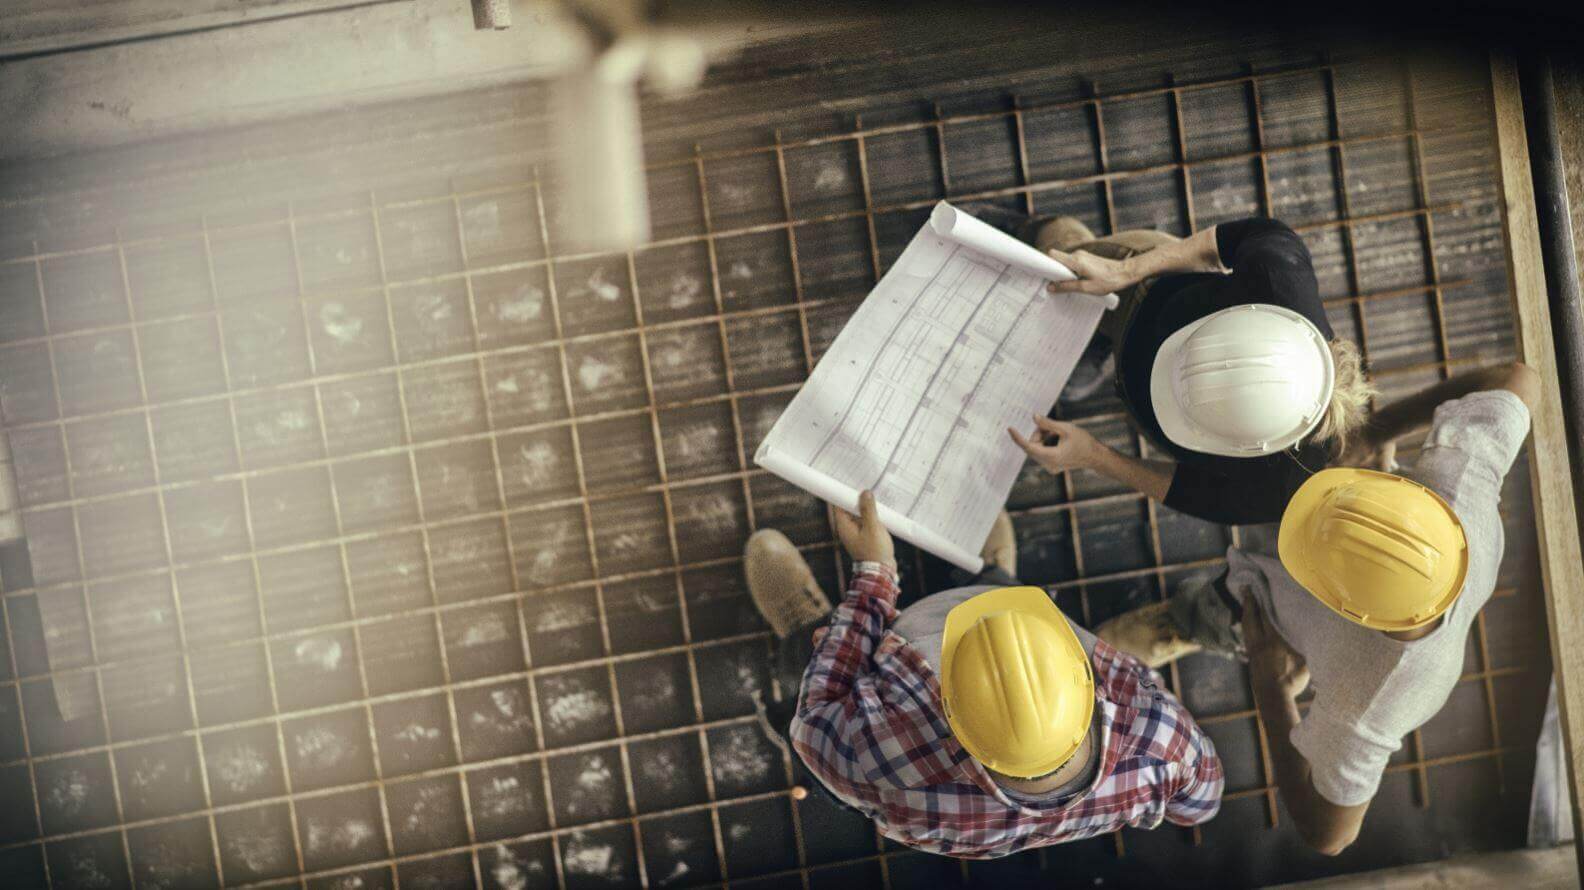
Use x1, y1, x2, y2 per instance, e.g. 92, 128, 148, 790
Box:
1490, 52, 1584, 865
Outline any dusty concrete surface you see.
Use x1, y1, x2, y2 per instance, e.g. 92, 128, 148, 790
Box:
0, 17, 1554, 890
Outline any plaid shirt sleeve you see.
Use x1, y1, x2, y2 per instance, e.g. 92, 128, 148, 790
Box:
1162, 682, 1225, 826
788, 563, 924, 822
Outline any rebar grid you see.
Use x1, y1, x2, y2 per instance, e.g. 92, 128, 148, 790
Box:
0, 55, 1535, 889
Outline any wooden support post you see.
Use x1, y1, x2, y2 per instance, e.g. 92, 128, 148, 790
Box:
1490, 52, 1584, 864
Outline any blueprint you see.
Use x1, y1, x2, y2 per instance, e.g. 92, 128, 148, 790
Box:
755, 202, 1113, 571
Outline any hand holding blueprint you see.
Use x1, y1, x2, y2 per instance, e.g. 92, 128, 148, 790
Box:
754, 202, 1116, 572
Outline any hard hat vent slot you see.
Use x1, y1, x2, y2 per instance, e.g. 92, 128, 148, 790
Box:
1324, 506, 1438, 581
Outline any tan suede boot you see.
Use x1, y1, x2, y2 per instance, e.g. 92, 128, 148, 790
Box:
1095, 600, 1202, 668
980, 510, 1017, 578
1032, 216, 1098, 254
745, 529, 832, 639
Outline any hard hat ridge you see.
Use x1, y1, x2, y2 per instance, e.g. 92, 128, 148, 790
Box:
1279, 468, 1468, 632
1150, 304, 1335, 456
940, 587, 1094, 779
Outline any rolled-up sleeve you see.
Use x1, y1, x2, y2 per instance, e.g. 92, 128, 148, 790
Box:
1165, 711, 1226, 826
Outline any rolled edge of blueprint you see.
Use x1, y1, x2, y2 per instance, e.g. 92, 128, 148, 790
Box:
929, 202, 1121, 311
755, 443, 985, 573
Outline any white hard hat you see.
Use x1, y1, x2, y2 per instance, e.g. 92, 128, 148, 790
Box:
1150, 304, 1334, 457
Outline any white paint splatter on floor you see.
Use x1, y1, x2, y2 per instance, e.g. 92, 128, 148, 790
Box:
305, 816, 375, 855
488, 843, 546, 890
814, 163, 848, 192
533, 597, 595, 634
577, 354, 622, 392
394, 723, 442, 744
577, 755, 612, 792
319, 302, 364, 345
476, 773, 528, 818
45, 769, 90, 818
720, 183, 756, 206
212, 743, 271, 794
668, 273, 703, 309
293, 637, 343, 671
638, 748, 681, 792
543, 686, 610, 733
710, 725, 773, 788
403, 783, 448, 832
413, 292, 454, 323
293, 727, 353, 770
469, 687, 533, 736
528, 521, 571, 584
227, 831, 288, 875
517, 440, 559, 488
586, 267, 622, 303
562, 835, 618, 878
497, 283, 545, 324
458, 613, 510, 648
129, 757, 168, 792
465, 200, 502, 242
684, 492, 737, 534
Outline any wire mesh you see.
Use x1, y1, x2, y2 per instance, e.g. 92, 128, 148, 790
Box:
0, 51, 1546, 888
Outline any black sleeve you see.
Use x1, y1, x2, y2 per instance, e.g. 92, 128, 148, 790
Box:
1213, 218, 1332, 339
1162, 458, 1299, 526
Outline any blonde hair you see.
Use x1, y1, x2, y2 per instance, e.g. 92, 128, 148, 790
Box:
1312, 338, 1377, 453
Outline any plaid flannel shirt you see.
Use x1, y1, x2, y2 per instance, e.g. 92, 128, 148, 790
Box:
790, 564, 1224, 858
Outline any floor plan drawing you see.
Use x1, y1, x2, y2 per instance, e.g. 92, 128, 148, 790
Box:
757, 203, 1110, 571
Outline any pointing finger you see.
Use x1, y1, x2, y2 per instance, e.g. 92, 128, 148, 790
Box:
1008, 426, 1040, 456
1033, 415, 1072, 435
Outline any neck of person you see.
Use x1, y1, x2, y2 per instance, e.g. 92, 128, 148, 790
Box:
987, 725, 1098, 797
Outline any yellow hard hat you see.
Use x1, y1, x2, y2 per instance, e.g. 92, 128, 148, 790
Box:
1278, 468, 1468, 631
940, 587, 1094, 779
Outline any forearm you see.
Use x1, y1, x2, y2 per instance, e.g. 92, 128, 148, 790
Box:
798, 563, 898, 709
1119, 226, 1223, 281
1086, 444, 1174, 502
1254, 686, 1313, 812
1368, 363, 1531, 443
1252, 684, 1363, 854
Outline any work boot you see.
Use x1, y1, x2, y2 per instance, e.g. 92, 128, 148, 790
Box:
1058, 343, 1116, 407
745, 529, 832, 639
1030, 216, 1097, 254
1095, 600, 1202, 669
980, 510, 1017, 579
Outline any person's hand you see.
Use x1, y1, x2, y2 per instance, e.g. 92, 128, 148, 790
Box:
1008, 416, 1101, 475
1243, 595, 1310, 701
1337, 431, 1398, 472
833, 490, 896, 571
1045, 248, 1136, 296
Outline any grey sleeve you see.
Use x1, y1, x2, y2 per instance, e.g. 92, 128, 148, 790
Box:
1408, 390, 1532, 510
1290, 702, 1397, 807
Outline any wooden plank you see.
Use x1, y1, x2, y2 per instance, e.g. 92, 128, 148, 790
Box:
1489, 52, 1584, 862
1554, 64, 1584, 282
0, 0, 409, 58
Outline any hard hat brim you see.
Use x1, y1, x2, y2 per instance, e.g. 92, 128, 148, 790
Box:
940, 586, 1095, 779
1149, 304, 1334, 457
1277, 468, 1468, 632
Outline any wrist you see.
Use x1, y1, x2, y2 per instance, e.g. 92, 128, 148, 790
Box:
1117, 254, 1146, 286
852, 559, 898, 578
1077, 439, 1112, 472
